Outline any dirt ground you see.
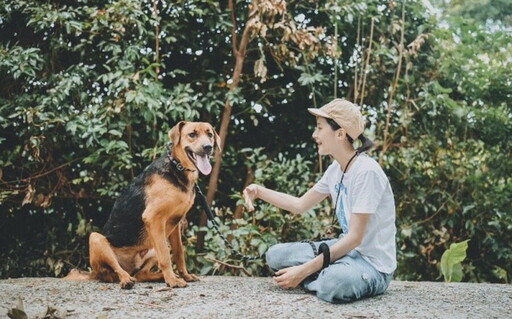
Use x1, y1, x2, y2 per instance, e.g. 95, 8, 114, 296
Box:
1, 276, 511, 318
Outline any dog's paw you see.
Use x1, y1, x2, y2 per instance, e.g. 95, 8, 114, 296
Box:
120, 280, 135, 289
120, 276, 136, 289
166, 278, 187, 288
182, 273, 200, 282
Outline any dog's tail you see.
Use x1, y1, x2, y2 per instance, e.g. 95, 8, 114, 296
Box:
63, 268, 93, 281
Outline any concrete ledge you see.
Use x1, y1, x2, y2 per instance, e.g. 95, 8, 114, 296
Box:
1, 276, 510, 318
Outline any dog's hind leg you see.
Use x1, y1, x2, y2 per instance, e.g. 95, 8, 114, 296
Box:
63, 268, 92, 281
89, 232, 136, 289
133, 256, 164, 282
169, 222, 199, 282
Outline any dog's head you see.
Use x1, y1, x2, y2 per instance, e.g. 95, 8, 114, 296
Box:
168, 121, 221, 175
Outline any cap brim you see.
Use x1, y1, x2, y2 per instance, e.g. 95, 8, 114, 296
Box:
307, 108, 332, 119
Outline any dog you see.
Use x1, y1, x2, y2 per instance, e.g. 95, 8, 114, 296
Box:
65, 121, 221, 289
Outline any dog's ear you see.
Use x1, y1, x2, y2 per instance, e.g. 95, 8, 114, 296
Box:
168, 121, 187, 144
213, 127, 222, 152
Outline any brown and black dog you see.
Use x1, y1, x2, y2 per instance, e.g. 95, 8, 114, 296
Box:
65, 121, 220, 289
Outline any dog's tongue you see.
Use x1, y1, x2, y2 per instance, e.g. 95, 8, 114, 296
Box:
196, 155, 212, 175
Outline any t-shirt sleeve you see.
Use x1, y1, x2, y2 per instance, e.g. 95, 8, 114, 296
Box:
350, 170, 388, 214
313, 162, 335, 194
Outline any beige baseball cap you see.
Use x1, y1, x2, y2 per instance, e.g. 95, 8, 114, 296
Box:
308, 99, 365, 139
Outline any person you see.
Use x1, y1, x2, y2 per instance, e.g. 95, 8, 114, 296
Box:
243, 98, 396, 303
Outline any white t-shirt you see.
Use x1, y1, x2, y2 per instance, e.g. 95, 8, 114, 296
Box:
313, 153, 397, 274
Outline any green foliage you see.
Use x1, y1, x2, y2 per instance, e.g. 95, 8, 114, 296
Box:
184, 147, 331, 276
0, 0, 510, 284
435, 0, 512, 27
391, 11, 511, 283
440, 240, 469, 282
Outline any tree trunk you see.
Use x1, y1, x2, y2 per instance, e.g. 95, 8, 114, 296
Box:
196, 0, 255, 251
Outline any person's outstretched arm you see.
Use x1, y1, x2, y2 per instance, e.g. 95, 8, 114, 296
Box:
243, 184, 327, 215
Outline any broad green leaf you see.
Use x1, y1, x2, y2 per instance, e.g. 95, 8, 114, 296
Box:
440, 240, 469, 282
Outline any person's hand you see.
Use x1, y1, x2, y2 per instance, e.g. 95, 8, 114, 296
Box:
273, 265, 308, 289
243, 184, 259, 212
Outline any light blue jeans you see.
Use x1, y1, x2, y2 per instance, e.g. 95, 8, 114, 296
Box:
265, 238, 393, 303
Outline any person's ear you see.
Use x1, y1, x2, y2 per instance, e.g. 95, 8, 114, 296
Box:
336, 128, 345, 139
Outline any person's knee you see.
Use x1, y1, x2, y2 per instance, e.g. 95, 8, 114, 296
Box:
265, 244, 285, 271
266, 242, 316, 271
316, 271, 365, 303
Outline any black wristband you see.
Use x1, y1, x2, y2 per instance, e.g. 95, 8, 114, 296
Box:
318, 243, 330, 269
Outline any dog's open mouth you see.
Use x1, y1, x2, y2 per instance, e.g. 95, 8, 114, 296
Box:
186, 149, 212, 175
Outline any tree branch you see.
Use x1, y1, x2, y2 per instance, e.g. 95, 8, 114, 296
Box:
229, 0, 239, 55
205, 256, 251, 276
359, 17, 375, 106
380, 1, 406, 164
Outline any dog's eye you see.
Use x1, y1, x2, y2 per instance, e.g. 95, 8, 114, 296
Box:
207, 132, 213, 138
188, 132, 197, 138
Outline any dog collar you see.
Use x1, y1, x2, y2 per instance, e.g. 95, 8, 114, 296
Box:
166, 142, 196, 172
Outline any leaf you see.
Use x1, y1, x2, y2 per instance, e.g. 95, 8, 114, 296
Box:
7, 309, 28, 319
440, 240, 469, 282
297, 72, 325, 86
258, 242, 268, 256
450, 263, 464, 282
7, 298, 27, 319
108, 129, 122, 137
22, 184, 35, 206
253, 58, 267, 83
41, 305, 65, 319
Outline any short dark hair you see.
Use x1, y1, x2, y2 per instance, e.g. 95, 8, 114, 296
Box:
326, 118, 341, 130
325, 118, 374, 153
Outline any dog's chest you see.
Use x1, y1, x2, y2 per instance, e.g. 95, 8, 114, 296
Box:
145, 174, 195, 213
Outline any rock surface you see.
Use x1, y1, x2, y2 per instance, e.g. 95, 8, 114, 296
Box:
1, 276, 511, 318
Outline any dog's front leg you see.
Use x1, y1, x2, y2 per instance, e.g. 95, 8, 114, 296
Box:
169, 222, 200, 282
142, 211, 187, 288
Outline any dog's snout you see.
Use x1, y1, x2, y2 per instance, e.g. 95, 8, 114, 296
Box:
203, 144, 213, 153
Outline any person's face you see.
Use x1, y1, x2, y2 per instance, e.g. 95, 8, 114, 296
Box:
312, 117, 339, 155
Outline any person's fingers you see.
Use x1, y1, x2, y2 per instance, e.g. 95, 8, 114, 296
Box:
242, 189, 254, 211
273, 275, 283, 283
274, 268, 286, 276
273, 275, 289, 288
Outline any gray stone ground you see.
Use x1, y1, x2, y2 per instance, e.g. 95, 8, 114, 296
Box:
1, 276, 511, 319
